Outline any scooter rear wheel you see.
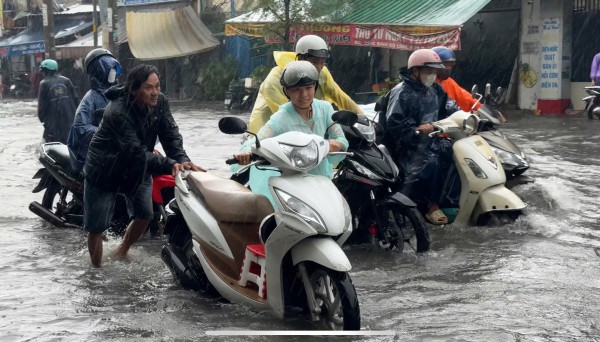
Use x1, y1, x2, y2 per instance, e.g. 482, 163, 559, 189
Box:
41, 182, 62, 210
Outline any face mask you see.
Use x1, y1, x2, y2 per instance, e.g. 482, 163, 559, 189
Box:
107, 65, 121, 84
108, 68, 117, 84
420, 73, 437, 87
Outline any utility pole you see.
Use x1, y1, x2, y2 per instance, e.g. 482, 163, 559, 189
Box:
93, 0, 98, 47
107, 0, 117, 59
42, 0, 56, 59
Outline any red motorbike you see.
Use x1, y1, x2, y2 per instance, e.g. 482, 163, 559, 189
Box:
29, 142, 175, 236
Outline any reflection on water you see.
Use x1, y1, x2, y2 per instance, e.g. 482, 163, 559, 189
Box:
1, 101, 599, 341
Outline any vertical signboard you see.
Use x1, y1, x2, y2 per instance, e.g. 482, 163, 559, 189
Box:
539, 17, 560, 100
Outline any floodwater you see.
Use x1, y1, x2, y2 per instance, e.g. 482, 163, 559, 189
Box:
1, 99, 599, 341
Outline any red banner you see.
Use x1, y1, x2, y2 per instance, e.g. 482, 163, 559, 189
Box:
261, 24, 461, 50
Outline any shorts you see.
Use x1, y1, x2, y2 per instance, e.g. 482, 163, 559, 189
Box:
83, 176, 154, 234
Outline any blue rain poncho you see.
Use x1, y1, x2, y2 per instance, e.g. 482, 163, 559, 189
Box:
241, 99, 348, 205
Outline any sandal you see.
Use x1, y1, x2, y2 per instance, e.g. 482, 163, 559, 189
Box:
425, 209, 448, 225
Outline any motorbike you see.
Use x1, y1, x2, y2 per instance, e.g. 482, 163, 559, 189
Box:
582, 85, 600, 120
475, 84, 533, 188
359, 83, 532, 189
429, 109, 527, 226
332, 113, 430, 253
9, 73, 32, 98
161, 111, 361, 330
224, 78, 258, 112
29, 142, 175, 236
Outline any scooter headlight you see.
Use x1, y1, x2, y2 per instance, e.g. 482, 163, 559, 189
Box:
464, 158, 488, 178
490, 146, 528, 170
349, 160, 384, 181
274, 188, 326, 233
279, 141, 319, 170
463, 114, 480, 135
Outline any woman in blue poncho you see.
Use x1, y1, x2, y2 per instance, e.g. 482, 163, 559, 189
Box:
234, 60, 348, 204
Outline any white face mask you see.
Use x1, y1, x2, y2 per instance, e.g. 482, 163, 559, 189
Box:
108, 68, 117, 84
420, 73, 437, 87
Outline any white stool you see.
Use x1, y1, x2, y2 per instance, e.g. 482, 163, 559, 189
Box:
238, 244, 267, 299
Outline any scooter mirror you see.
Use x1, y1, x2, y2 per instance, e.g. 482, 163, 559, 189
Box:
471, 85, 479, 96
332, 110, 358, 127
218, 117, 247, 134
496, 87, 503, 98
485, 83, 491, 97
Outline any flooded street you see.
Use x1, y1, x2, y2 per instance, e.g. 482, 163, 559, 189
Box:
1, 99, 599, 341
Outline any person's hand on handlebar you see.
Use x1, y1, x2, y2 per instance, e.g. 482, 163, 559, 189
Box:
172, 161, 206, 176
416, 123, 435, 135
234, 152, 252, 165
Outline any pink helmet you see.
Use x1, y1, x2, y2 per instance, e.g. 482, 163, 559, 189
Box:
407, 49, 445, 70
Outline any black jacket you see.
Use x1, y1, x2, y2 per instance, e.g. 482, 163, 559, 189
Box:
84, 86, 190, 193
37, 74, 79, 143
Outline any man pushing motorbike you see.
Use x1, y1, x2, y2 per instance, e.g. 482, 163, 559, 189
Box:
83, 64, 205, 268
247, 34, 363, 133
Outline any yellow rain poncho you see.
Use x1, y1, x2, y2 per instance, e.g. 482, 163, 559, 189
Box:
247, 51, 364, 134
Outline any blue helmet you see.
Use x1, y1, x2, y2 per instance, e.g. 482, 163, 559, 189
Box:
432, 46, 456, 62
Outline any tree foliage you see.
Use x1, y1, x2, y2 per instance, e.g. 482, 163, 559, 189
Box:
238, 0, 357, 48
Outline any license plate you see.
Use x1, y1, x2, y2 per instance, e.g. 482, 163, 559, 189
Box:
224, 98, 231, 105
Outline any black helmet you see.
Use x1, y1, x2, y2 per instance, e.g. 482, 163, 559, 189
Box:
280, 61, 319, 89
84, 48, 114, 73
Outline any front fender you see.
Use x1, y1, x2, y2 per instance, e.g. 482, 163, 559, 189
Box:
291, 237, 351, 272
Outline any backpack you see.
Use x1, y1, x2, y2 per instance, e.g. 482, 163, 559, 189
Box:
373, 90, 391, 144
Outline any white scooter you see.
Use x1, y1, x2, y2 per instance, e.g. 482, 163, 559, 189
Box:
161, 111, 361, 330
431, 110, 527, 226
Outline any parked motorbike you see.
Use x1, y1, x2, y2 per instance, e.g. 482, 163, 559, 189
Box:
9, 73, 32, 98
161, 111, 361, 330
332, 113, 430, 253
29, 142, 175, 236
582, 85, 600, 120
476, 84, 533, 188
224, 78, 258, 112
429, 110, 527, 226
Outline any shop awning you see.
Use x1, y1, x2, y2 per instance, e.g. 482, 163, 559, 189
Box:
56, 30, 103, 60
225, 0, 492, 50
0, 18, 93, 57
126, 5, 218, 60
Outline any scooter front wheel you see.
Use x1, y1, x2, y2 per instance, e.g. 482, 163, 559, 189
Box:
306, 264, 360, 330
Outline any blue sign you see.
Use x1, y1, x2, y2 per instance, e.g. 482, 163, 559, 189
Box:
0, 41, 45, 57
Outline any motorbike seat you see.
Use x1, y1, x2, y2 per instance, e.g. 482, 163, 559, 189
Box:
44, 143, 79, 179
187, 172, 274, 224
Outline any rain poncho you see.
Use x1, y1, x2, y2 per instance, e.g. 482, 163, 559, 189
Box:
247, 51, 363, 134
591, 52, 600, 85
67, 55, 121, 173
384, 75, 455, 205
437, 76, 481, 112
84, 86, 190, 194
242, 99, 348, 205
37, 74, 80, 143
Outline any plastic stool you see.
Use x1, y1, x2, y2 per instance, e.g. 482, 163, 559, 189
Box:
238, 244, 267, 299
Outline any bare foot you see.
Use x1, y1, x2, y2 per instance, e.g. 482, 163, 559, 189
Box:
110, 246, 133, 262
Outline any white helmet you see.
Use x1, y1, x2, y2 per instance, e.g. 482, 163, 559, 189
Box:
295, 35, 330, 59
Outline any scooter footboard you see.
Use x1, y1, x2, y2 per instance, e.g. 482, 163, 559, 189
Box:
291, 238, 351, 272
476, 184, 527, 214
